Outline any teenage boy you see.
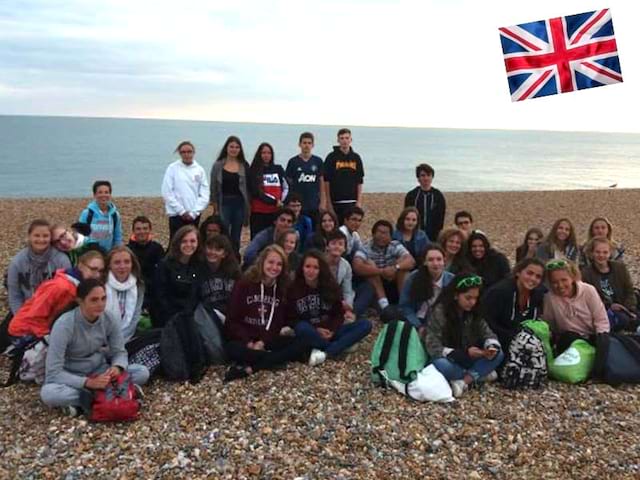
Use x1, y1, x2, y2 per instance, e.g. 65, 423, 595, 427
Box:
454, 210, 474, 239
404, 163, 446, 242
127, 216, 165, 314
325, 230, 355, 313
338, 205, 364, 262
286, 132, 325, 228
242, 207, 296, 269
284, 193, 313, 251
78, 180, 123, 252
324, 128, 365, 224
352, 220, 415, 315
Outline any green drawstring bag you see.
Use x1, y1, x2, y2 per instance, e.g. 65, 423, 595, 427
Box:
549, 339, 596, 384
521, 319, 554, 366
137, 314, 152, 333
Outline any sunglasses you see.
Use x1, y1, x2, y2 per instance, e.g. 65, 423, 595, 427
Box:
546, 259, 569, 271
456, 275, 483, 289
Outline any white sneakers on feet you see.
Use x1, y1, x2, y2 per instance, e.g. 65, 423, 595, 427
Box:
483, 371, 498, 383
450, 380, 468, 398
308, 349, 327, 367
63, 405, 80, 418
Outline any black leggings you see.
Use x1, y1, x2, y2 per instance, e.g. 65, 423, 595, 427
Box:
226, 336, 308, 371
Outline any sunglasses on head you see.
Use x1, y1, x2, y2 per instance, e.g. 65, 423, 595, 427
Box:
546, 259, 568, 271
456, 275, 483, 289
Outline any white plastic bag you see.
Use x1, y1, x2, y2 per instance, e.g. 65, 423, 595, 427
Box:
380, 364, 454, 403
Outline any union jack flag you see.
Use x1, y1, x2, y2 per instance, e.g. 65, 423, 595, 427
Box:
499, 9, 623, 102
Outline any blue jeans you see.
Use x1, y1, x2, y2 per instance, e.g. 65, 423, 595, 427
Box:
220, 194, 246, 253
432, 351, 504, 382
294, 319, 372, 357
353, 278, 399, 316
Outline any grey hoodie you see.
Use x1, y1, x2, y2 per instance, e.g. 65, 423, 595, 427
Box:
44, 308, 128, 389
7, 247, 71, 314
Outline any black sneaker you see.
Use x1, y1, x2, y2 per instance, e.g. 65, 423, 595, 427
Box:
224, 366, 249, 383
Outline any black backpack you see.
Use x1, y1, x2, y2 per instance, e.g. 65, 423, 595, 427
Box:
501, 327, 548, 389
593, 333, 640, 385
159, 311, 206, 382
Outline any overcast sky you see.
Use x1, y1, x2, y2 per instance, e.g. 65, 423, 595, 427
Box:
0, 0, 636, 132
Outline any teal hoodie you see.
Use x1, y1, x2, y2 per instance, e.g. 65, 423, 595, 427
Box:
78, 200, 122, 251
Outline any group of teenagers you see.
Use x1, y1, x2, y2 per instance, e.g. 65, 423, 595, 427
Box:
2, 128, 638, 418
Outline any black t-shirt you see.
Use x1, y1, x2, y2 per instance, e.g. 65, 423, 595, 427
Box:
285, 155, 324, 211
222, 169, 241, 196
324, 147, 364, 203
599, 272, 614, 305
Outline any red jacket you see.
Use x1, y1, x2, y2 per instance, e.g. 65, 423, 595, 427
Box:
224, 278, 287, 344
9, 269, 80, 338
287, 282, 344, 332
249, 165, 287, 214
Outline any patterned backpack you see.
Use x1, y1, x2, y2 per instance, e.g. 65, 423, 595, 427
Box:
501, 321, 549, 389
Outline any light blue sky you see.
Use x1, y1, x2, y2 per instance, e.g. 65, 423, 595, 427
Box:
0, 0, 636, 132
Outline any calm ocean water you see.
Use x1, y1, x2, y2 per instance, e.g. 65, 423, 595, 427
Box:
1, 115, 639, 198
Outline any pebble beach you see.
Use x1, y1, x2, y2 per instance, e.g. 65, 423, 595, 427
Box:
1, 189, 640, 479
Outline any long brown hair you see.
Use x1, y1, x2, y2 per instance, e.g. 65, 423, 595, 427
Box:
244, 245, 289, 295
167, 225, 201, 262
296, 249, 341, 305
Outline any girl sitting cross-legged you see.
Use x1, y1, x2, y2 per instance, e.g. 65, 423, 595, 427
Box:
288, 250, 372, 366
40, 279, 149, 417
424, 273, 504, 398
223, 245, 309, 382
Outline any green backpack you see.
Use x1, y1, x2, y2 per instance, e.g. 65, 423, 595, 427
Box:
371, 319, 428, 385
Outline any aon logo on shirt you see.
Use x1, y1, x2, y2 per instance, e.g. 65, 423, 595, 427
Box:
297, 173, 317, 183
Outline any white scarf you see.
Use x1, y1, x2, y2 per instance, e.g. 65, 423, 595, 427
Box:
106, 271, 138, 333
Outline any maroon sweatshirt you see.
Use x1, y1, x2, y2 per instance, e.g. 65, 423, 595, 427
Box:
225, 278, 287, 344
287, 282, 344, 332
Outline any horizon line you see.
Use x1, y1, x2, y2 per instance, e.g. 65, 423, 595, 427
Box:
1, 113, 639, 136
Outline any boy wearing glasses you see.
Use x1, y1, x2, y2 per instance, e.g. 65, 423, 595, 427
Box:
161, 140, 210, 240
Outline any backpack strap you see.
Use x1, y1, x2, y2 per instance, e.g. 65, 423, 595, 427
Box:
111, 211, 117, 238
398, 321, 415, 382
86, 209, 94, 226
373, 319, 398, 374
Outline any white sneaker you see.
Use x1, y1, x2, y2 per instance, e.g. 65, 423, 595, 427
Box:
308, 349, 327, 367
483, 371, 498, 383
450, 380, 467, 398
63, 405, 80, 418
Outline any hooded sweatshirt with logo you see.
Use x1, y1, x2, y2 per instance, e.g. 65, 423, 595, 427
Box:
323, 146, 364, 203
404, 186, 446, 242
224, 278, 287, 344
287, 282, 344, 332
78, 200, 123, 251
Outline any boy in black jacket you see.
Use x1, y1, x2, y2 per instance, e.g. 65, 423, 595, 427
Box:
404, 163, 446, 242
126, 216, 165, 314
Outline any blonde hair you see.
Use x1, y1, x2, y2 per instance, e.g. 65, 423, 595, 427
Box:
244, 245, 289, 295
106, 245, 143, 287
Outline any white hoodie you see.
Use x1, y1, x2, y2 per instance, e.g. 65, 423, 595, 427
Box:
161, 160, 210, 217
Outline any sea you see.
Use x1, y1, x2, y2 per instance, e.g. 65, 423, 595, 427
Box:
1, 115, 640, 198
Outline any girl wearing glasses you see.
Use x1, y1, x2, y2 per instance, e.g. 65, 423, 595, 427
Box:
161, 141, 210, 240
542, 259, 609, 352
482, 258, 546, 351
8, 250, 105, 340
7, 219, 71, 315
536, 218, 579, 263
424, 273, 503, 398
